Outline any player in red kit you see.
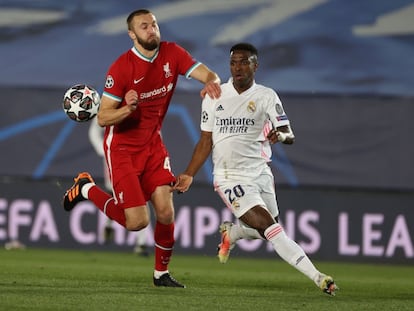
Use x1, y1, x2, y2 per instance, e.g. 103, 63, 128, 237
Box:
63, 9, 221, 288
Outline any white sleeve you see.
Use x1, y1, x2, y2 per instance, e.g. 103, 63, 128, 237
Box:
88, 118, 105, 157
267, 90, 290, 128
200, 95, 215, 132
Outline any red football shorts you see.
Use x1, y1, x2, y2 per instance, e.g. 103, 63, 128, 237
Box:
107, 137, 175, 209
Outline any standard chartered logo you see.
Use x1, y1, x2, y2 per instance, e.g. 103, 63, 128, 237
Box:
140, 83, 174, 100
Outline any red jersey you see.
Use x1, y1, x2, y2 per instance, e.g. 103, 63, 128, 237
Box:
102, 41, 200, 150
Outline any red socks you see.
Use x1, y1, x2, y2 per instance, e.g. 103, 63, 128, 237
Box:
154, 221, 175, 271
88, 186, 175, 272
88, 185, 126, 227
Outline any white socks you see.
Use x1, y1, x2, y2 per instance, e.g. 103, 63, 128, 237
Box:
154, 270, 168, 278
264, 223, 320, 283
229, 224, 263, 242
81, 183, 94, 199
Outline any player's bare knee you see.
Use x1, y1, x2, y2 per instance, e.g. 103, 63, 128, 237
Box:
126, 218, 149, 231
154, 212, 173, 224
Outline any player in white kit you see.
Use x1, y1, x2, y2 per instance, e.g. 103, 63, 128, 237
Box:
174, 43, 338, 296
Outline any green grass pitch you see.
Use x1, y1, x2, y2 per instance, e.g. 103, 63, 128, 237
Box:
1, 248, 413, 310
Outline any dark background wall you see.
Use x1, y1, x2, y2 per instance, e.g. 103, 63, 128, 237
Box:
1, 88, 413, 191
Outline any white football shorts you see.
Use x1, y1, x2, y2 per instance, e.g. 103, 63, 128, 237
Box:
213, 166, 280, 219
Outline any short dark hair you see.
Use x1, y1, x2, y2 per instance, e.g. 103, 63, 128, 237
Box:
126, 9, 152, 29
230, 43, 258, 57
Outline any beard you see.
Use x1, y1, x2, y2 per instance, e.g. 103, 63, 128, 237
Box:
137, 35, 160, 51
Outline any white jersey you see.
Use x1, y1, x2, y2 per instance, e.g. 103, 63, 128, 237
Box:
201, 78, 290, 179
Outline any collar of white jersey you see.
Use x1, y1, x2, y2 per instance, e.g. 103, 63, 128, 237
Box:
131, 46, 159, 63
228, 77, 257, 94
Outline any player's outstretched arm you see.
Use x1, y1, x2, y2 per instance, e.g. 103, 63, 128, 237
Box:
190, 64, 221, 99
173, 131, 213, 193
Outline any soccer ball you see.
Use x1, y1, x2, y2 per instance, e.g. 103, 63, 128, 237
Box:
63, 84, 100, 122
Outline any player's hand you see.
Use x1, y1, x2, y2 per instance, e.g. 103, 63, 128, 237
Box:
267, 129, 279, 144
125, 89, 138, 111
172, 174, 194, 193
200, 81, 221, 99
268, 129, 293, 144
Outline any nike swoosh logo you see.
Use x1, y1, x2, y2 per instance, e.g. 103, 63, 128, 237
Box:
134, 77, 144, 84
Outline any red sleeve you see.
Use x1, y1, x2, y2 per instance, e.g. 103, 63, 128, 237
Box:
167, 42, 198, 76
103, 53, 129, 102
